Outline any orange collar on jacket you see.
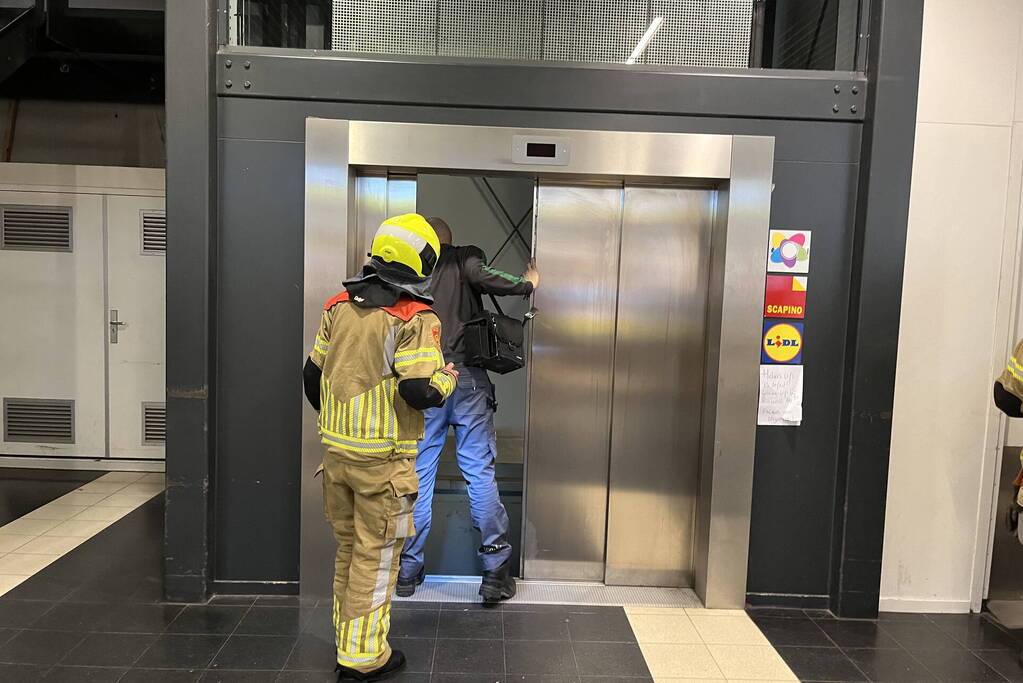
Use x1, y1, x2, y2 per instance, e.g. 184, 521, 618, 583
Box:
324, 290, 433, 322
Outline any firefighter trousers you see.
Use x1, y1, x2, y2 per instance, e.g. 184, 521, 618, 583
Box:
321, 454, 419, 673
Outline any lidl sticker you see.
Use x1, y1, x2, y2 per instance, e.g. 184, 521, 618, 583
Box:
764, 275, 808, 319
762, 321, 804, 365
767, 230, 811, 274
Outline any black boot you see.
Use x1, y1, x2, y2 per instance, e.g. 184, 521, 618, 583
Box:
395, 567, 425, 598
336, 650, 406, 681
479, 560, 516, 604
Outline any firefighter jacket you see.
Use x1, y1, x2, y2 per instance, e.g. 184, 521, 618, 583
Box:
309, 291, 456, 463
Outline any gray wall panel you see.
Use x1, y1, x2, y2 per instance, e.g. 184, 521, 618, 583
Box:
214, 96, 862, 600
216, 138, 306, 584
218, 98, 861, 164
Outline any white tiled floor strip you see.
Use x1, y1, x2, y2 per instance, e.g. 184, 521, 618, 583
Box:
627, 607, 798, 682
0, 471, 165, 596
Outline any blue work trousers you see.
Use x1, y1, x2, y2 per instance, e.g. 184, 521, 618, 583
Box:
399, 366, 512, 577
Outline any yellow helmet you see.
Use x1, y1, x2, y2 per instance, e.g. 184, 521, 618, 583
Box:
370, 213, 441, 279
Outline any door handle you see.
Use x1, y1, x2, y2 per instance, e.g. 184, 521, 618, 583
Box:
109, 309, 126, 344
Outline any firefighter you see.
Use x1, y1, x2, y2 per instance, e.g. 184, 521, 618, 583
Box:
995, 339, 1023, 520
303, 213, 457, 681
396, 217, 538, 603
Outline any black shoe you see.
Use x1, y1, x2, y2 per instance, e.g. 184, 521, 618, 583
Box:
336, 649, 406, 681
395, 567, 425, 598
479, 561, 516, 604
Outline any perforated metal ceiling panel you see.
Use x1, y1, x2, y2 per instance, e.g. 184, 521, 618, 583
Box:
331, 0, 753, 67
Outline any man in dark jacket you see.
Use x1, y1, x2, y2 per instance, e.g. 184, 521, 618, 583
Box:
396, 217, 538, 602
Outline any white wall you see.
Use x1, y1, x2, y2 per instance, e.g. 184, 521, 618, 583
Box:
882, 0, 1023, 613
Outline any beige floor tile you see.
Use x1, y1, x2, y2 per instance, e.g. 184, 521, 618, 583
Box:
98, 472, 146, 483
628, 606, 696, 616
690, 615, 769, 645
0, 534, 32, 553
654, 679, 730, 683
77, 480, 130, 495
12, 535, 85, 555
0, 553, 58, 575
628, 612, 703, 644
44, 519, 112, 538
23, 504, 88, 521
95, 492, 161, 507
118, 482, 166, 495
706, 645, 796, 681
0, 574, 26, 595
138, 473, 166, 483
686, 608, 749, 617
73, 506, 135, 522
641, 643, 724, 679
0, 517, 61, 536
55, 491, 110, 507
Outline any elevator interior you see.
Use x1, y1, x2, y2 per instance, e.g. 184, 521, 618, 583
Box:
303, 120, 774, 608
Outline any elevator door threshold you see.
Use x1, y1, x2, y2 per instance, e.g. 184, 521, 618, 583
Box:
394, 575, 702, 608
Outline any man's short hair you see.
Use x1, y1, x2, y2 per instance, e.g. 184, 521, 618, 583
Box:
427, 217, 453, 245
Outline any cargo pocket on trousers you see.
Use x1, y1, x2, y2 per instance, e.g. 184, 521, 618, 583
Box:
384, 474, 418, 540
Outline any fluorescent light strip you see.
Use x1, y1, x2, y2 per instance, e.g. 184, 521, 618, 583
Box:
627, 16, 665, 65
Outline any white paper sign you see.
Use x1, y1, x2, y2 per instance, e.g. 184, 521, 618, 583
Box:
758, 365, 803, 426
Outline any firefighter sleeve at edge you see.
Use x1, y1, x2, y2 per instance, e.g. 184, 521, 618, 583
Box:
394, 311, 456, 410
462, 247, 534, 297
996, 338, 1023, 418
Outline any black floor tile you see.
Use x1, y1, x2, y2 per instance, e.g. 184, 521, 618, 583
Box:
977, 649, 1023, 682
275, 672, 336, 683
302, 607, 334, 642
430, 676, 508, 683
120, 669, 203, 682
805, 609, 837, 620
285, 633, 336, 671
438, 609, 503, 639
518, 677, 582, 683
0, 662, 50, 682
0, 629, 84, 665
571, 642, 648, 678
200, 669, 279, 682
878, 612, 931, 622
878, 621, 965, 652
134, 634, 227, 669
0, 628, 14, 646
432, 638, 503, 674
505, 639, 576, 675
390, 609, 440, 639
256, 596, 317, 608
1, 577, 77, 602
0, 600, 55, 629
59, 632, 158, 667
41, 665, 127, 682
918, 648, 1009, 683
0, 468, 101, 525
843, 647, 939, 682
209, 596, 257, 607
777, 646, 867, 682
30, 602, 103, 631
236, 606, 307, 635
502, 604, 573, 614
747, 607, 809, 619
98, 603, 184, 633
389, 637, 435, 673
815, 619, 902, 649
754, 616, 834, 647
167, 606, 248, 635
390, 601, 445, 611
503, 611, 571, 641
388, 674, 429, 683
578, 678, 651, 682
566, 610, 634, 643
927, 614, 1020, 650
209, 634, 296, 670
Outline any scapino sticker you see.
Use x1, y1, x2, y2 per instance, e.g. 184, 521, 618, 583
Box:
764, 275, 808, 319
762, 321, 804, 365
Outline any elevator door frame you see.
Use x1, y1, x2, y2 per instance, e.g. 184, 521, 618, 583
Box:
302, 119, 774, 608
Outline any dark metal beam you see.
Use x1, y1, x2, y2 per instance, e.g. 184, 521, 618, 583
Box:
831, 0, 923, 619
216, 46, 867, 123
164, 0, 217, 603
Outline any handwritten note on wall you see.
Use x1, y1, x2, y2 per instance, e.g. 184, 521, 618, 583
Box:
758, 365, 803, 426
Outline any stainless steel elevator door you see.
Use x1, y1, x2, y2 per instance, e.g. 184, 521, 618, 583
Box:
349, 173, 417, 275
605, 187, 714, 587
524, 182, 622, 581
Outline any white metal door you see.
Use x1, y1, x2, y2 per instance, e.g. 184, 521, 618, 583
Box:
106, 195, 166, 459
0, 191, 107, 458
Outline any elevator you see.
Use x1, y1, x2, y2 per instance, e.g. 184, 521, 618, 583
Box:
302, 119, 774, 608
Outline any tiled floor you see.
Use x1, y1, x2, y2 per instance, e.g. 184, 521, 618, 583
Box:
1, 479, 1022, 682
0, 471, 166, 596
0, 468, 102, 526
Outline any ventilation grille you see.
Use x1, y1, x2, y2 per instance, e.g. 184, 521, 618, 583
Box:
142, 402, 166, 444
1, 206, 73, 252
331, 0, 753, 67
141, 210, 167, 254
3, 399, 75, 444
